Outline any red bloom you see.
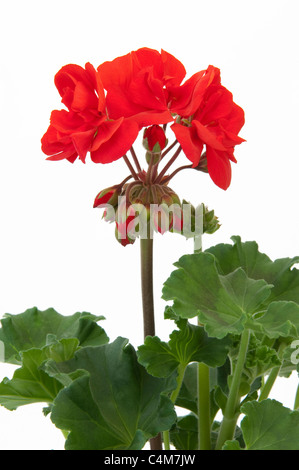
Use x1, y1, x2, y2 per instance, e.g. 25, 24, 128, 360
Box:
171, 72, 245, 190
41, 63, 138, 164
42, 50, 245, 192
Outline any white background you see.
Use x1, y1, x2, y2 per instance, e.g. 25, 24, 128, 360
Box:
0, 0, 298, 450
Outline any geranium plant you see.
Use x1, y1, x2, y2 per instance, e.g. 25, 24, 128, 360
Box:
1, 47, 299, 452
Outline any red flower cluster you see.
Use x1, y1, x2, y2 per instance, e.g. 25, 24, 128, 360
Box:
42, 48, 245, 190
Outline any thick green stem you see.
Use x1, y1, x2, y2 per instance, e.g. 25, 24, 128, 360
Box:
197, 362, 211, 450
193, 235, 211, 449
216, 329, 250, 450
140, 237, 155, 338
140, 236, 162, 450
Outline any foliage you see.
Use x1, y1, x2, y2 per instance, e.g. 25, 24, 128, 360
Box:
1, 237, 298, 449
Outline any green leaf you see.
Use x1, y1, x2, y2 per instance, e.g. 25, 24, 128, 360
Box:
244, 345, 280, 383
137, 321, 230, 377
50, 337, 177, 450
207, 235, 299, 304
220, 268, 272, 315
170, 414, 198, 450
0, 338, 79, 410
229, 335, 280, 385
0, 307, 108, 364
239, 399, 299, 450
163, 239, 299, 343
162, 253, 244, 338
222, 440, 242, 450
162, 253, 272, 338
247, 300, 299, 339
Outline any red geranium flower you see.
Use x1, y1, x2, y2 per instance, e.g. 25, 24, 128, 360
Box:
42, 49, 245, 193
41, 63, 138, 164
171, 68, 245, 190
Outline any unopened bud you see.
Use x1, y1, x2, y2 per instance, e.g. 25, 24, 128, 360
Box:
93, 185, 120, 208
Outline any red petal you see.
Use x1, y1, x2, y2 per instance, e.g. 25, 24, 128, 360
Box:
192, 120, 227, 151
169, 71, 205, 115
54, 64, 84, 96
71, 129, 96, 162
170, 66, 220, 116
206, 147, 232, 190
105, 87, 144, 120
197, 85, 233, 124
222, 102, 245, 135
132, 48, 163, 79
50, 110, 84, 133
133, 110, 173, 128
128, 68, 166, 111
161, 49, 186, 86
91, 119, 138, 164
91, 119, 124, 152
72, 80, 98, 111
98, 53, 133, 88
171, 123, 203, 167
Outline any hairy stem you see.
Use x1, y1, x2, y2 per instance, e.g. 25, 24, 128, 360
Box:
216, 329, 250, 450
140, 235, 162, 450
130, 147, 142, 173
140, 236, 155, 339
161, 139, 178, 159
155, 146, 182, 184
161, 164, 193, 185
123, 154, 139, 180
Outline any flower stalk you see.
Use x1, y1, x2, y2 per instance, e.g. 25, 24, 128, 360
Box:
140, 236, 155, 339
123, 154, 139, 180
140, 232, 163, 450
155, 146, 182, 184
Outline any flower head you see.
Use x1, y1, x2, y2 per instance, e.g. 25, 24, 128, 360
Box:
42, 48, 245, 246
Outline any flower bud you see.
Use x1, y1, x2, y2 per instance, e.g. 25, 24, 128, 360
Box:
143, 125, 168, 164
203, 206, 221, 234
143, 125, 167, 153
93, 185, 120, 208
